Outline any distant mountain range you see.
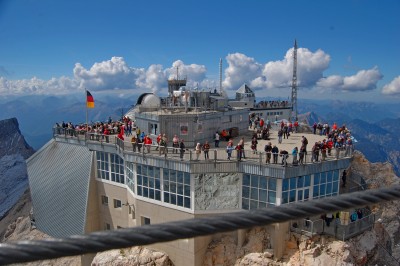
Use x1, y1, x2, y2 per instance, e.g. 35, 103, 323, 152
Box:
0, 95, 399, 174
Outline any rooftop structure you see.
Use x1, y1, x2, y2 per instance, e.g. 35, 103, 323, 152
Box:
26, 60, 367, 265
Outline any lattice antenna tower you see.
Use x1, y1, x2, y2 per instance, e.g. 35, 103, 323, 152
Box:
219, 58, 222, 94
291, 39, 298, 122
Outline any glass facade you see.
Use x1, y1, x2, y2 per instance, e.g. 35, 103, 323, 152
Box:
96, 152, 109, 180
163, 169, 191, 208
137, 165, 161, 201
242, 174, 277, 210
313, 171, 339, 199
110, 154, 124, 184
96, 152, 124, 184
125, 162, 135, 194
282, 175, 311, 204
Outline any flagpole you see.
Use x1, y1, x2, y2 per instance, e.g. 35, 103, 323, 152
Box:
85, 88, 88, 133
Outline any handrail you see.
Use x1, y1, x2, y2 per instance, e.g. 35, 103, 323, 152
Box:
52, 127, 353, 164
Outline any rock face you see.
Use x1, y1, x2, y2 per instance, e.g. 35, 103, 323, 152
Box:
91, 247, 172, 266
0, 118, 35, 159
0, 118, 35, 219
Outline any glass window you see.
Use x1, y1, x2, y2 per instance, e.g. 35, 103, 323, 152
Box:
304, 175, 311, 187
113, 199, 122, 208
297, 176, 304, 188
290, 177, 297, 190
289, 190, 296, 202
136, 164, 161, 203
163, 169, 191, 209
242, 175, 277, 209
283, 178, 289, 191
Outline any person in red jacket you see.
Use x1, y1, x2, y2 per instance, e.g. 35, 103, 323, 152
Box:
144, 134, 152, 153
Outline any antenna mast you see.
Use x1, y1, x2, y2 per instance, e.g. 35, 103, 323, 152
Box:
219, 58, 222, 94
291, 39, 298, 122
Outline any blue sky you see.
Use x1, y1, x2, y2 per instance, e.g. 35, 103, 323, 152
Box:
0, 0, 399, 102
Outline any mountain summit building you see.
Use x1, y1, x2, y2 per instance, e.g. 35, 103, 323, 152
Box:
27, 82, 356, 265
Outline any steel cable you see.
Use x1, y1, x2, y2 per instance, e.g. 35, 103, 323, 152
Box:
0, 186, 399, 265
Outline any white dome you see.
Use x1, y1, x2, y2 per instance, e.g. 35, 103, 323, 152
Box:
141, 94, 161, 108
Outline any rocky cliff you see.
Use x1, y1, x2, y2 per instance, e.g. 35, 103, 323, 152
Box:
0, 118, 35, 219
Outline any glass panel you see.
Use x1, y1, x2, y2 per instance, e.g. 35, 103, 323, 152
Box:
250, 200, 258, 209
320, 183, 326, 196
154, 167, 160, 178
242, 198, 249, 210
314, 174, 320, 185
242, 186, 250, 198
313, 185, 319, 197
283, 178, 289, 191
148, 166, 154, 177
177, 171, 184, 183
137, 186, 142, 196
260, 177, 267, 189
141, 165, 147, 176
251, 175, 259, 187
184, 185, 190, 196
184, 172, 190, 184
290, 177, 297, 190
282, 191, 288, 204
304, 189, 309, 200
149, 177, 154, 188
289, 190, 296, 202
326, 182, 332, 194
333, 181, 339, 193
269, 178, 277, 191
259, 189, 267, 202
155, 190, 161, 201
304, 175, 311, 187
143, 187, 148, 198
250, 188, 258, 200
163, 180, 169, 190
149, 189, 154, 199
184, 197, 190, 208
170, 171, 177, 182
155, 179, 160, 189
297, 190, 303, 201
163, 169, 169, 180
170, 194, 176, 205
268, 191, 276, 204
243, 174, 250, 186
333, 170, 339, 181
177, 183, 183, 195
164, 192, 169, 203
297, 176, 304, 188
143, 176, 148, 186
327, 171, 333, 182
320, 173, 326, 184
177, 195, 183, 206
170, 183, 177, 193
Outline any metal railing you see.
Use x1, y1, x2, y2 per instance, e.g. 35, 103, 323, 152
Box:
290, 212, 375, 241
52, 127, 353, 165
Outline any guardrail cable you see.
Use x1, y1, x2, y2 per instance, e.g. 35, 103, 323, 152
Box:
0, 186, 399, 265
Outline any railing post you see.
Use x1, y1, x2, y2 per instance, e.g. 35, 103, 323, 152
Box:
214, 150, 217, 162
189, 150, 192, 161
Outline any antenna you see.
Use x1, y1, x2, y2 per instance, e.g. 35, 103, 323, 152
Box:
291, 39, 298, 122
219, 58, 222, 94
176, 66, 179, 80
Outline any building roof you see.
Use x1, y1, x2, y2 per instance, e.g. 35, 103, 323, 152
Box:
236, 84, 254, 94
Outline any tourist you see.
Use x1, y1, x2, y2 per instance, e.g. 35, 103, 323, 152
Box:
251, 135, 258, 154
342, 170, 347, 188
202, 141, 210, 160
299, 145, 306, 165
226, 139, 234, 160
292, 147, 298, 165
214, 131, 220, 148
272, 145, 279, 164
131, 135, 137, 152
195, 143, 201, 160
179, 139, 186, 161
172, 134, 179, 154
264, 142, 272, 164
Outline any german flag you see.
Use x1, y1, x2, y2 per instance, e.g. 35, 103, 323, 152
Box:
86, 90, 95, 108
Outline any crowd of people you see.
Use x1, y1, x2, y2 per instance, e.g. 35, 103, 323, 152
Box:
54, 117, 354, 164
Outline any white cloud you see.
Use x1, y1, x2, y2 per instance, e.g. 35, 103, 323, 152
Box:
317, 67, 383, 92
223, 53, 262, 90
382, 76, 400, 95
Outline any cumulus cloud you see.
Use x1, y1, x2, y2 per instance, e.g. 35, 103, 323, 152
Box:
317, 67, 383, 92
223, 53, 263, 90
382, 76, 400, 95
0, 76, 79, 95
